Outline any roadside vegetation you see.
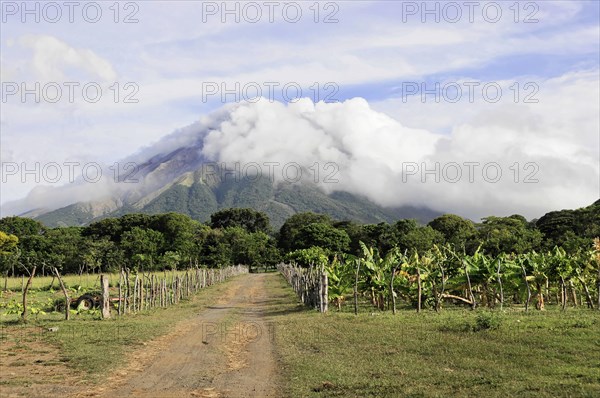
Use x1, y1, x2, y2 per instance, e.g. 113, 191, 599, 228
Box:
266, 275, 600, 397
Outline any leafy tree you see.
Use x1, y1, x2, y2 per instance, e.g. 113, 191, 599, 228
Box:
94, 238, 124, 273
293, 222, 350, 253
536, 201, 600, 251
161, 251, 181, 270
120, 227, 164, 271
198, 229, 232, 267
0, 231, 19, 277
151, 212, 199, 261
45, 227, 85, 274
223, 227, 280, 270
0, 231, 19, 254
399, 226, 443, 255
83, 217, 123, 242
278, 212, 332, 251
355, 223, 398, 255
0, 217, 46, 236
333, 220, 364, 255
477, 216, 542, 256
284, 246, 329, 267
428, 214, 476, 251
210, 208, 271, 234
394, 219, 419, 237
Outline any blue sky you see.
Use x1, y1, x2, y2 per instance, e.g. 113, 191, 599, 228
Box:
1, 0, 599, 217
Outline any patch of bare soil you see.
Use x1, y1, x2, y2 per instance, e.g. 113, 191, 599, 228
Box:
0, 326, 82, 398
75, 273, 282, 398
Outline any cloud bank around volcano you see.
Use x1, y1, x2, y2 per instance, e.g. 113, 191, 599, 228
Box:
4, 76, 598, 221
131, 77, 598, 220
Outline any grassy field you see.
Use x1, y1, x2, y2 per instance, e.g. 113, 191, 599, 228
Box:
0, 270, 206, 323
265, 275, 600, 397
1, 270, 193, 292
0, 278, 236, 383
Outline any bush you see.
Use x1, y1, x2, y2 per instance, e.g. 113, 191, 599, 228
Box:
473, 311, 502, 331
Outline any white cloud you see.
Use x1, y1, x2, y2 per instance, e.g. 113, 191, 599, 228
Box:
17, 35, 117, 82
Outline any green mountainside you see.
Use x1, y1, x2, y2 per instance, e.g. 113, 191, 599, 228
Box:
35, 172, 440, 228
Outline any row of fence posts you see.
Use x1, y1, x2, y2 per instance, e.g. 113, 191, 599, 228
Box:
277, 263, 328, 313
97, 265, 248, 319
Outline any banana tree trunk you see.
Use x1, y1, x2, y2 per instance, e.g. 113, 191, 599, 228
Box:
597, 267, 600, 310
520, 264, 531, 312
578, 277, 594, 310
441, 294, 472, 306
497, 261, 503, 310
432, 280, 439, 313
416, 268, 422, 313
438, 265, 445, 312
353, 261, 360, 316
481, 282, 489, 308
390, 267, 396, 315
535, 282, 545, 310
465, 265, 476, 310
569, 280, 577, 308
560, 277, 567, 311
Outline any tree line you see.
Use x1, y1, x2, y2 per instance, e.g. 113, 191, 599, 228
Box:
0, 200, 598, 279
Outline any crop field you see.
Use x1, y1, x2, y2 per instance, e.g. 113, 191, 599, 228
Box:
0, 268, 229, 322
268, 276, 600, 397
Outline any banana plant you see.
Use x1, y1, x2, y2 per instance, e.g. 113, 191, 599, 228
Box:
325, 254, 355, 311
446, 246, 480, 309
427, 245, 450, 312
547, 246, 574, 311
400, 252, 424, 311
572, 250, 596, 310
528, 252, 550, 310
358, 242, 400, 311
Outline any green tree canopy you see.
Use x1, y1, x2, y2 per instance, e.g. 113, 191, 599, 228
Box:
293, 222, 351, 253
210, 208, 271, 234
428, 214, 476, 250
0, 231, 19, 254
398, 226, 443, 255
278, 212, 332, 251
477, 215, 542, 256
0, 217, 46, 237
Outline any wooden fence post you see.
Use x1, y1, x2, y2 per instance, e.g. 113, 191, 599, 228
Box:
21, 267, 37, 323
125, 268, 131, 313
118, 269, 123, 316
321, 272, 328, 313
53, 267, 70, 320
101, 274, 111, 319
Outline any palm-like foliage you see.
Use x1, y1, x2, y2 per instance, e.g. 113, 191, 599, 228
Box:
287, 239, 600, 313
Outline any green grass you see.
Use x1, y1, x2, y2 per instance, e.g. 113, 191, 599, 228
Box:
0, 277, 237, 381
0, 270, 210, 323
1, 270, 196, 292
265, 275, 600, 398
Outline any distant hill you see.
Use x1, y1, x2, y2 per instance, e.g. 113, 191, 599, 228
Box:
35, 168, 440, 228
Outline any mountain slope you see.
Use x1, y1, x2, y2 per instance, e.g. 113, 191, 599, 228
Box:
34, 170, 440, 228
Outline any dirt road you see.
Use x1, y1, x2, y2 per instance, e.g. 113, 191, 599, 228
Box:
77, 273, 283, 398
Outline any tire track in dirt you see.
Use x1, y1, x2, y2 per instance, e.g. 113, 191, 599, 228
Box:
75, 273, 281, 398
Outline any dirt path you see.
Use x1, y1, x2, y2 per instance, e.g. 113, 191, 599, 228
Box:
75, 273, 282, 398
